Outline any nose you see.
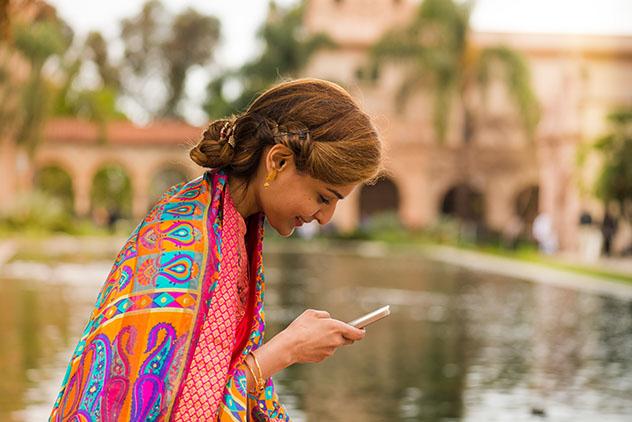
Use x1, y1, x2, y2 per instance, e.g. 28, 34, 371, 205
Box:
313, 204, 336, 225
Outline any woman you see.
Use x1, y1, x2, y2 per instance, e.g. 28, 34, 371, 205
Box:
50, 78, 383, 421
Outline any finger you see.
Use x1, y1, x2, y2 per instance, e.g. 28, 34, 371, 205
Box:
310, 309, 330, 318
335, 335, 351, 347
332, 319, 366, 341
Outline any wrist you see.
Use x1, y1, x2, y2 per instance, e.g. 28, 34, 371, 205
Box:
271, 329, 298, 367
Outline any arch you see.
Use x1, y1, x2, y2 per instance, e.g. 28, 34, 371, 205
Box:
440, 184, 485, 223
358, 177, 401, 227
148, 164, 191, 209
34, 164, 74, 213
514, 184, 539, 238
90, 163, 133, 224
88, 159, 134, 184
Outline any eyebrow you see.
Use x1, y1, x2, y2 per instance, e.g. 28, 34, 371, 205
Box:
327, 188, 344, 200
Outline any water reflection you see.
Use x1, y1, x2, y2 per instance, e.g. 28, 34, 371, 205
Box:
262, 250, 632, 421
0, 279, 71, 420
0, 264, 102, 421
1, 247, 631, 421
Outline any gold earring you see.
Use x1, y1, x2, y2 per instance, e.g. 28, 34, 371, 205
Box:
263, 169, 277, 188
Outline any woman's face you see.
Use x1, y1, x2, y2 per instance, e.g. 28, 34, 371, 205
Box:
260, 148, 357, 237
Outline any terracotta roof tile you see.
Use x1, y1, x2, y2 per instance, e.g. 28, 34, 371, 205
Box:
44, 118, 204, 146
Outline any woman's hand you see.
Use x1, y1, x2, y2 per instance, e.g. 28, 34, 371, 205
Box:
277, 309, 366, 364
243, 309, 366, 391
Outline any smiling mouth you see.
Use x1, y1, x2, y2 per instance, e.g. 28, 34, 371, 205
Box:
294, 217, 304, 227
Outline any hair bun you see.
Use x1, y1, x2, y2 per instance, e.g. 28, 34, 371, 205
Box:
189, 119, 235, 169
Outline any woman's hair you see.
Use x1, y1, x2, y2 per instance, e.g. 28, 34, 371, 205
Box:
190, 78, 383, 186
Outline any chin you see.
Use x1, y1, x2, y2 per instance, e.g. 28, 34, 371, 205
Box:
270, 219, 295, 238
279, 226, 295, 238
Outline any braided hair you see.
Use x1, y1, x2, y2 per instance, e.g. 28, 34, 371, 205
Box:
190, 78, 383, 187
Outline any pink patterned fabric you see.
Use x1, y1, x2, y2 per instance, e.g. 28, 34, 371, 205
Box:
172, 183, 251, 420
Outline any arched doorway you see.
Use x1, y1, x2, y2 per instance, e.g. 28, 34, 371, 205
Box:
90, 164, 132, 227
515, 185, 539, 240
440, 184, 485, 222
149, 166, 190, 210
358, 177, 401, 230
34, 164, 74, 213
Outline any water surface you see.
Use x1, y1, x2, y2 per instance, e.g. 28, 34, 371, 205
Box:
1, 244, 631, 421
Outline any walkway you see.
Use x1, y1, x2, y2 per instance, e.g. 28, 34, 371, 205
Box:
418, 245, 632, 300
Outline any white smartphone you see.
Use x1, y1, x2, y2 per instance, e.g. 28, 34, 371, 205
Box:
347, 305, 390, 329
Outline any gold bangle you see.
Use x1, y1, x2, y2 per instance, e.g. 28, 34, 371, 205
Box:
243, 359, 261, 394
249, 351, 264, 384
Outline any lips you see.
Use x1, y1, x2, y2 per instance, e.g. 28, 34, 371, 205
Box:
294, 217, 304, 227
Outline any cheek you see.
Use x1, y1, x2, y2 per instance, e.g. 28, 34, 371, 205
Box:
275, 193, 311, 216
278, 202, 308, 223
266, 201, 301, 237
263, 182, 316, 223
264, 193, 299, 223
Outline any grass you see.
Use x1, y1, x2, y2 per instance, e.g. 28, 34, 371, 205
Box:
472, 245, 632, 284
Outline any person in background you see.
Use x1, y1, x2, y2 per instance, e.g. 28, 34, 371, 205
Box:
532, 212, 558, 255
578, 210, 602, 262
601, 204, 619, 256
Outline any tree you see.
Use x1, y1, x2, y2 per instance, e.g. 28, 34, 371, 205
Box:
0, 46, 23, 141
203, 1, 333, 118
84, 31, 120, 89
0, 0, 9, 41
12, 10, 73, 155
120, 0, 220, 120
368, 0, 539, 143
52, 31, 127, 141
594, 107, 632, 222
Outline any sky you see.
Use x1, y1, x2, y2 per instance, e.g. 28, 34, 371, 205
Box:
470, 0, 632, 35
44, 0, 632, 124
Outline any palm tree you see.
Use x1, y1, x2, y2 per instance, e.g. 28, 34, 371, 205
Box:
0, 7, 72, 202
369, 0, 538, 143
368, 0, 539, 231
13, 18, 72, 155
594, 107, 632, 223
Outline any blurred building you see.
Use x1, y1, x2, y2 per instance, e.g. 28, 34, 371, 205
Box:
1, 0, 631, 254
302, 0, 632, 253
16, 119, 201, 218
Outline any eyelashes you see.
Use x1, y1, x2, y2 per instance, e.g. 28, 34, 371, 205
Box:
318, 195, 331, 205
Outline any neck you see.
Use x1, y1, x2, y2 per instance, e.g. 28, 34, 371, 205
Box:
228, 175, 260, 220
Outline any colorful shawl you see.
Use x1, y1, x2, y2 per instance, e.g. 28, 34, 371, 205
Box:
50, 170, 290, 421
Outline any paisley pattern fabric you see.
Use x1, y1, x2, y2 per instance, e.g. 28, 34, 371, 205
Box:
50, 169, 290, 421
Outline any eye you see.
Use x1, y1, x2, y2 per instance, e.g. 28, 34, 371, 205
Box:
318, 194, 331, 205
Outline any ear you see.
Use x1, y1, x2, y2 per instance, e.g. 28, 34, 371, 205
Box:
266, 144, 294, 172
